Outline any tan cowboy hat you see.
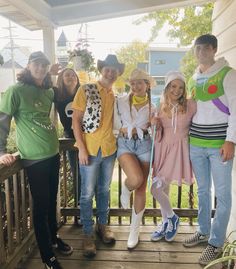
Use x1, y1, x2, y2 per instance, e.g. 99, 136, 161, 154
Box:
129, 68, 156, 88
97, 54, 125, 76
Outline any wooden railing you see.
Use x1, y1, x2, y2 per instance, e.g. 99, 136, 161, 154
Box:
0, 138, 212, 269
59, 138, 201, 225
0, 155, 35, 269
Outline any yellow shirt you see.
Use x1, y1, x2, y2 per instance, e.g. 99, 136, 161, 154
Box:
72, 82, 117, 157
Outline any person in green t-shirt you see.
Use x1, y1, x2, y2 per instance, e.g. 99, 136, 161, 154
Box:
0, 51, 72, 269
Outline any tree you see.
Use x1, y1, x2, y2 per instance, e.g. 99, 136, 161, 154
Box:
134, 3, 214, 81
135, 3, 213, 46
180, 48, 197, 83
115, 40, 149, 82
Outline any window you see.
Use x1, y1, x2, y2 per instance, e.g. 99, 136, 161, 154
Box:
155, 59, 166, 65
155, 77, 165, 86
156, 79, 165, 85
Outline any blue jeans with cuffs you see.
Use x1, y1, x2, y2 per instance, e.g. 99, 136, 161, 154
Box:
79, 149, 116, 235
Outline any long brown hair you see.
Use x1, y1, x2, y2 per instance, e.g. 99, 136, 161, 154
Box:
17, 68, 53, 89
161, 81, 187, 117
55, 68, 80, 101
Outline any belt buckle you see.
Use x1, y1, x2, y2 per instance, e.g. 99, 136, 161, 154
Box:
120, 132, 128, 139
132, 133, 138, 140
144, 132, 149, 139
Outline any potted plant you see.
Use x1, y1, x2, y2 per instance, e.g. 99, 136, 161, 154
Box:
204, 231, 236, 269
68, 43, 95, 73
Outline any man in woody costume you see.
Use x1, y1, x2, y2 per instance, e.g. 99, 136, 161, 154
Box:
72, 54, 125, 257
183, 34, 236, 265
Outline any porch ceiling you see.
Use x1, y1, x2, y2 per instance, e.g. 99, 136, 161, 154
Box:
0, 0, 209, 31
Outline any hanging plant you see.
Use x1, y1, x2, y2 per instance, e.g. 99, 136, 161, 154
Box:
68, 48, 95, 73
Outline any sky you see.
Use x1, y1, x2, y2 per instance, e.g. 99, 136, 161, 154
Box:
0, 13, 173, 62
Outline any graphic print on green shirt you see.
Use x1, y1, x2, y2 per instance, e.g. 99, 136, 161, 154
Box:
0, 83, 59, 160
188, 66, 231, 101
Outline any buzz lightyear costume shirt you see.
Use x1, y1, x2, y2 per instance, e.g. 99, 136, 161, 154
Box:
188, 57, 236, 148
0, 83, 59, 160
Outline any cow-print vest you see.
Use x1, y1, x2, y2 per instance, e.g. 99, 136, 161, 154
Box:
82, 83, 102, 133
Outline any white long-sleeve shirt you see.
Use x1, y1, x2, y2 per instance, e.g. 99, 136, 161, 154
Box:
117, 94, 151, 140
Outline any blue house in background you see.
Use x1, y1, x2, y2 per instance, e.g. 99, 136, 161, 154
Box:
138, 47, 189, 105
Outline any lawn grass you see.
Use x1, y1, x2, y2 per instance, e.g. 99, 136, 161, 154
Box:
110, 163, 198, 209
109, 163, 199, 225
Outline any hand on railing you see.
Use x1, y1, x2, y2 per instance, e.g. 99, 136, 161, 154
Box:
0, 153, 16, 166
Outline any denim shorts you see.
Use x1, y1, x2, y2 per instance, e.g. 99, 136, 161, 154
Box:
117, 135, 152, 162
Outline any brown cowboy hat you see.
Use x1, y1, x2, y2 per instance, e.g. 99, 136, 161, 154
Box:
97, 54, 125, 76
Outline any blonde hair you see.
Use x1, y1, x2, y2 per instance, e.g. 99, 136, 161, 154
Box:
161, 81, 187, 117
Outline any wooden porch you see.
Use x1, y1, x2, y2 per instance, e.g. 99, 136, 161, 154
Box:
0, 139, 209, 269
19, 224, 204, 269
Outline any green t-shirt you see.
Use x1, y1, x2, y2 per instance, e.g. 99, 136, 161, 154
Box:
0, 83, 59, 160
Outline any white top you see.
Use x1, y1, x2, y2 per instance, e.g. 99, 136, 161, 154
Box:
192, 57, 236, 143
117, 93, 151, 140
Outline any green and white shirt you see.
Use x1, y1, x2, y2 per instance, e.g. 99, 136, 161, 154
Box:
188, 57, 236, 148
0, 82, 59, 160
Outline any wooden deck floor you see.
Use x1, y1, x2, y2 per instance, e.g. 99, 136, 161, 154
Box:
19, 224, 205, 269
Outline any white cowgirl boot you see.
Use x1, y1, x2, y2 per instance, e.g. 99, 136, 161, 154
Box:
127, 207, 145, 249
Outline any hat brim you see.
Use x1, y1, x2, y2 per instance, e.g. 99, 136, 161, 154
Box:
129, 77, 156, 89
29, 57, 50, 65
97, 60, 125, 76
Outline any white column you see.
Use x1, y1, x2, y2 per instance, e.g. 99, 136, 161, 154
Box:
42, 25, 56, 64
42, 28, 60, 223
42, 25, 58, 135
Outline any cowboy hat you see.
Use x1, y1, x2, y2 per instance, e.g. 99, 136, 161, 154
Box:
97, 54, 125, 75
129, 68, 156, 88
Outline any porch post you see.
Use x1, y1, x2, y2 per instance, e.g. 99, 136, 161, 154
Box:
42, 25, 56, 64
42, 25, 58, 122
42, 25, 61, 222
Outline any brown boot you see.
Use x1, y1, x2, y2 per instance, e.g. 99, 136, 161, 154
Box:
96, 224, 116, 244
82, 234, 96, 257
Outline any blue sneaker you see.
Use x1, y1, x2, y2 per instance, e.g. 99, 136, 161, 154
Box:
151, 222, 168, 242
165, 214, 179, 242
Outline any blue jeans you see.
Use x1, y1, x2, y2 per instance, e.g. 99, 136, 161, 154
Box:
79, 149, 116, 235
117, 135, 152, 162
190, 145, 233, 247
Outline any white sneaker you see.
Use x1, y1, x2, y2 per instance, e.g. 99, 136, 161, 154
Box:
120, 184, 131, 209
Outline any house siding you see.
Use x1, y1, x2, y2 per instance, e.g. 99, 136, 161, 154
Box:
212, 0, 236, 239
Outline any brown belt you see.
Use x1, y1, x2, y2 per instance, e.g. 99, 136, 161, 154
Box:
119, 130, 149, 140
